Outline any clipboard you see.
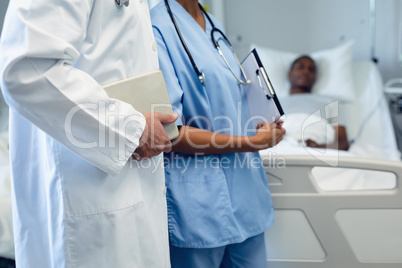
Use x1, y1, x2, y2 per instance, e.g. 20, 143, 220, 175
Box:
103, 70, 179, 140
241, 49, 284, 128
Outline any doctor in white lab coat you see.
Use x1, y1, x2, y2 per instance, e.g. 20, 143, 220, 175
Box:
0, 0, 176, 267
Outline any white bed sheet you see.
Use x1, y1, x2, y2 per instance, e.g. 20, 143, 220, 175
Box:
260, 137, 397, 191
341, 60, 400, 160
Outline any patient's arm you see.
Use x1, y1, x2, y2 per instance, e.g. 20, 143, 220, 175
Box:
306, 125, 349, 151
331, 125, 349, 150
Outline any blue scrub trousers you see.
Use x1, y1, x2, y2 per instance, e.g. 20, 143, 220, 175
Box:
169, 233, 267, 268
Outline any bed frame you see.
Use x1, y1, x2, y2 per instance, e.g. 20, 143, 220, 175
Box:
263, 155, 402, 268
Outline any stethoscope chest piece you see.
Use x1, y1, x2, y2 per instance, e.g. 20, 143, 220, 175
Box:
115, 0, 129, 7
199, 72, 206, 86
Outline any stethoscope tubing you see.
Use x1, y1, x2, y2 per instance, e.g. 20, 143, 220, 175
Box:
164, 0, 250, 85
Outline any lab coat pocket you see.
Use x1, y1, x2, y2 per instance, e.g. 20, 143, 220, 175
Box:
166, 173, 231, 246
65, 202, 148, 268
61, 156, 144, 217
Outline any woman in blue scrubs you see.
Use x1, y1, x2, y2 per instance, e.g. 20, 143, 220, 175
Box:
151, 1, 286, 267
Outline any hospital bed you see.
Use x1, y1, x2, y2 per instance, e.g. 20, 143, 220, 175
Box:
254, 43, 402, 267
263, 156, 402, 268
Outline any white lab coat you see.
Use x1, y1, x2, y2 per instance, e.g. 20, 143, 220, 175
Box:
0, 0, 169, 267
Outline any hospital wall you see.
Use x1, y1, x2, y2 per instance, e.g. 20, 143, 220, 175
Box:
1, 0, 401, 83
0, 0, 9, 38
221, 0, 402, 84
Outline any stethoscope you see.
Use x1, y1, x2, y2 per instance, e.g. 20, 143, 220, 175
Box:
165, 0, 250, 86
115, 0, 129, 7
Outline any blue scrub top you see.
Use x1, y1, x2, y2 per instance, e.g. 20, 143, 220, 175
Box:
151, 0, 274, 248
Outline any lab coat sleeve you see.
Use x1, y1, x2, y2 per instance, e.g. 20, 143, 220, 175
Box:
152, 26, 184, 126
0, 0, 145, 176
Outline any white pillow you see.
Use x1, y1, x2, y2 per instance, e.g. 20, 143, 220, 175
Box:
251, 41, 355, 101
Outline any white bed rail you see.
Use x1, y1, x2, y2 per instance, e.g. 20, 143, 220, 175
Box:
263, 155, 402, 268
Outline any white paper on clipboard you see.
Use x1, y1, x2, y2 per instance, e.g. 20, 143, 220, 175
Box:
241, 49, 284, 128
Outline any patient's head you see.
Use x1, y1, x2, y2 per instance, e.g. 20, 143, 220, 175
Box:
288, 55, 316, 95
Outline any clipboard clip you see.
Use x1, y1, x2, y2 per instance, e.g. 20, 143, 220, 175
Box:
256, 69, 271, 100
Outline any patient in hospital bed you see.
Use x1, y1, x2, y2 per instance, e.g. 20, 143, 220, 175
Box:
281, 55, 350, 151
257, 42, 399, 192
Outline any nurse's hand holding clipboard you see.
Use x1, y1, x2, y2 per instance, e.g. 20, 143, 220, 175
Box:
252, 120, 286, 151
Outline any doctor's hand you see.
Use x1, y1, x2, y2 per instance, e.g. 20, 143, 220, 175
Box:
132, 112, 178, 160
249, 121, 286, 151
